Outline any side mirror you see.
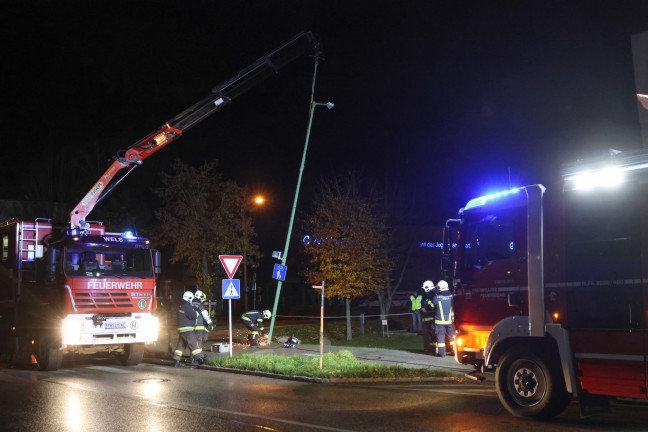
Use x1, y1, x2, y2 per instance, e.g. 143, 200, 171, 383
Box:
153, 250, 162, 275
46, 247, 60, 274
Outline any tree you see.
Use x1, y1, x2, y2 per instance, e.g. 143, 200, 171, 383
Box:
303, 174, 393, 338
153, 159, 261, 297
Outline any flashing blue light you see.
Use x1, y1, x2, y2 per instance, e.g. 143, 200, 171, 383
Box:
122, 231, 136, 239
463, 187, 523, 211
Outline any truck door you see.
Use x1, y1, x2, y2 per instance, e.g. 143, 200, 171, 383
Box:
562, 185, 647, 399
455, 200, 528, 327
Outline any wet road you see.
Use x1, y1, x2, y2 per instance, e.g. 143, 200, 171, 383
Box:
1, 358, 648, 431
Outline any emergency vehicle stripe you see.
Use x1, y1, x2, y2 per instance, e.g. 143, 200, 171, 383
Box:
469, 278, 648, 293
575, 352, 645, 361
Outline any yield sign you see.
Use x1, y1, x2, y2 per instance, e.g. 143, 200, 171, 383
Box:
218, 255, 243, 279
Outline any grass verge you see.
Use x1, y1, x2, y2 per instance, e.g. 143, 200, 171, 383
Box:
206, 350, 452, 379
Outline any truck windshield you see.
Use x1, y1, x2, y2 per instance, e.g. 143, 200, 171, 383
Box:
65, 247, 152, 278
461, 213, 515, 271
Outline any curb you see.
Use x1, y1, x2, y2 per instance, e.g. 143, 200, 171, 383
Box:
196, 365, 469, 384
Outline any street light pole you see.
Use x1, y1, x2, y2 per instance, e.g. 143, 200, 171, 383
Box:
267, 98, 334, 341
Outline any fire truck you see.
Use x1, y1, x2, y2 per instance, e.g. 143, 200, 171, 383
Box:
0, 32, 320, 370
443, 146, 648, 418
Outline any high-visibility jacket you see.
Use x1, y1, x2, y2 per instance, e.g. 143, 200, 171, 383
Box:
241, 310, 265, 331
431, 291, 453, 325
410, 294, 422, 311
192, 299, 212, 331
177, 300, 198, 333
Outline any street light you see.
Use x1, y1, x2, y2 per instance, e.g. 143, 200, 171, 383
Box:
243, 194, 266, 311
267, 99, 334, 341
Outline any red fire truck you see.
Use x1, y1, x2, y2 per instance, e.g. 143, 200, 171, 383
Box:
443, 148, 648, 418
0, 32, 320, 370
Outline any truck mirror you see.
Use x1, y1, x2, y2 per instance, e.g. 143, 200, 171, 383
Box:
46, 247, 60, 274
153, 250, 162, 275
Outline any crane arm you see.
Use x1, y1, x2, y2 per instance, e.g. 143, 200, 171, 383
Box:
71, 31, 321, 229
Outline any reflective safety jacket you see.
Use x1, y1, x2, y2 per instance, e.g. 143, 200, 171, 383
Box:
192, 299, 210, 330
431, 291, 453, 325
241, 310, 265, 331
410, 294, 422, 311
177, 300, 198, 333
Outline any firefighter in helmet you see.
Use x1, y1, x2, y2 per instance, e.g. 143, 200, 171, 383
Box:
172, 291, 206, 367
193, 290, 214, 347
241, 309, 271, 346
431, 280, 455, 357
419, 280, 437, 353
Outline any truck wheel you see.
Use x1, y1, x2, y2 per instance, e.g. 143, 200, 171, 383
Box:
495, 346, 571, 419
121, 343, 145, 366
38, 346, 63, 371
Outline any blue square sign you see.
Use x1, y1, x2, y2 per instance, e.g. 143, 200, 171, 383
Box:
222, 279, 241, 299
272, 263, 287, 281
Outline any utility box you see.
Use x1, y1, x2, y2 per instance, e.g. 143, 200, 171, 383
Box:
211, 343, 230, 353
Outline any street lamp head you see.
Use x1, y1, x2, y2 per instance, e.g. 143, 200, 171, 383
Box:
253, 195, 265, 205
313, 101, 335, 110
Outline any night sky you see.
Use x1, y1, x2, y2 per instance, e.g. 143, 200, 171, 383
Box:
3, 1, 648, 228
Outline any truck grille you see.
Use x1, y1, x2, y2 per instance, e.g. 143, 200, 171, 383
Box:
74, 292, 133, 309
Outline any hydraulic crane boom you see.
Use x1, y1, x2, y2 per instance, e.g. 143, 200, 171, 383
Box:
71, 31, 321, 230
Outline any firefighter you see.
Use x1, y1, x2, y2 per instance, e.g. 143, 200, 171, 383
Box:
419, 280, 437, 353
172, 291, 206, 367
432, 280, 455, 357
193, 290, 214, 347
241, 309, 271, 346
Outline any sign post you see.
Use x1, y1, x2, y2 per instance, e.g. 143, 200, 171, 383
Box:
219, 255, 243, 357
313, 281, 325, 370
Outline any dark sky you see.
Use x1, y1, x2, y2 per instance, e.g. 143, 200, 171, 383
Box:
3, 1, 648, 226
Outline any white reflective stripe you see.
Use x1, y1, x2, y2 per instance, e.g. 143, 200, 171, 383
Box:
65, 285, 78, 312
574, 352, 645, 362
469, 278, 648, 292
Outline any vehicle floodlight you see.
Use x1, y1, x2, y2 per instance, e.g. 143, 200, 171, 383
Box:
566, 167, 625, 191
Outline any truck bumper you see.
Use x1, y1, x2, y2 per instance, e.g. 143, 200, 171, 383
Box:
61, 313, 158, 347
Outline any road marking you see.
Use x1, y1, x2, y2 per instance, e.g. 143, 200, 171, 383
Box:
86, 366, 132, 374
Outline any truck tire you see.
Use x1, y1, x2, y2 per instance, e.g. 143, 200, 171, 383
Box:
495, 346, 572, 419
121, 343, 145, 366
38, 345, 63, 371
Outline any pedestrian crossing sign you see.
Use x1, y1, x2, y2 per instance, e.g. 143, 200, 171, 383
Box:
222, 279, 241, 299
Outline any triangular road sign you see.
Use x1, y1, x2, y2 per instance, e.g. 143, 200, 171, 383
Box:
219, 255, 243, 279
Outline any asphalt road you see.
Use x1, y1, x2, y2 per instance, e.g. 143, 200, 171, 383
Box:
2, 357, 648, 431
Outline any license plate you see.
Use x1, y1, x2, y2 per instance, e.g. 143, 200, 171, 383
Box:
105, 322, 126, 329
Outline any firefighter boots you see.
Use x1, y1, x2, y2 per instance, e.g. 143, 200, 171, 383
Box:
249, 333, 259, 347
